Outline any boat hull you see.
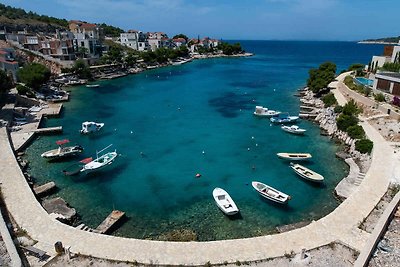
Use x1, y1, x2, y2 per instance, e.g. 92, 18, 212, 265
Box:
290, 164, 324, 183
277, 153, 312, 161
81, 152, 117, 173
251, 181, 290, 204
212, 188, 239, 216
41, 146, 83, 159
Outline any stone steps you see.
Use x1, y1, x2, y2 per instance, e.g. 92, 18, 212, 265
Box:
354, 173, 366, 186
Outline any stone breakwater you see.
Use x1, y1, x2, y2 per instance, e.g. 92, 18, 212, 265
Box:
299, 89, 371, 173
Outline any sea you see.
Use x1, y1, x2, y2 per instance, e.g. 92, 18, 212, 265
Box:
23, 41, 384, 241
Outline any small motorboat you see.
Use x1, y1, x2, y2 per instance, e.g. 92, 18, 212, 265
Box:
277, 153, 312, 161
281, 125, 306, 135
80, 121, 104, 134
212, 188, 239, 216
290, 163, 324, 183
252, 181, 291, 204
86, 84, 100, 88
253, 106, 281, 117
270, 114, 299, 124
41, 139, 83, 160
80, 145, 117, 173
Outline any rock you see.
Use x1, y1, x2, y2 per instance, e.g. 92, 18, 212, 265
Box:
16, 236, 35, 247
42, 197, 76, 222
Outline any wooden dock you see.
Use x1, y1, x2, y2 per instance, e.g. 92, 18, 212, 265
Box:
94, 210, 125, 234
33, 181, 56, 196
34, 126, 62, 134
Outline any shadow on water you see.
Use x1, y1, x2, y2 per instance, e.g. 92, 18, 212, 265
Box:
258, 195, 294, 211
208, 92, 255, 118
94, 84, 124, 94
228, 212, 243, 221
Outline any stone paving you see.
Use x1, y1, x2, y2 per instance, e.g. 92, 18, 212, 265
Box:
0, 76, 398, 264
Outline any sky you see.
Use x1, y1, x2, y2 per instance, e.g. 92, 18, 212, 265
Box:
1, 0, 399, 41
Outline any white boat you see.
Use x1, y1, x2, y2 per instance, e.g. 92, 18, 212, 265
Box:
253, 106, 281, 117
212, 188, 239, 216
80, 145, 117, 173
80, 121, 104, 134
277, 153, 312, 161
251, 181, 291, 204
270, 114, 299, 124
41, 139, 83, 159
281, 125, 306, 135
290, 163, 324, 183
86, 84, 100, 88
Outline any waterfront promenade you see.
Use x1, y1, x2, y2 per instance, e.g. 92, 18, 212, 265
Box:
0, 99, 396, 266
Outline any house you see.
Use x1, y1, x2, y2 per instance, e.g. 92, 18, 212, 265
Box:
369, 45, 400, 71
69, 20, 104, 58
120, 30, 149, 51
147, 32, 168, 51
373, 72, 400, 96
0, 48, 19, 81
172, 38, 186, 47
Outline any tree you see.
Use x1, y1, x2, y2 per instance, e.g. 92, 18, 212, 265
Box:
347, 125, 365, 139
72, 59, 92, 79
172, 34, 189, 42
355, 139, 373, 154
0, 69, 13, 94
342, 99, 361, 116
336, 114, 358, 131
321, 92, 337, 107
307, 62, 336, 94
374, 93, 386, 102
17, 63, 51, 90
78, 47, 89, 58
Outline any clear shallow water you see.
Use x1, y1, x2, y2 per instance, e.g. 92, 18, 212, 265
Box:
24, 41, 383, 241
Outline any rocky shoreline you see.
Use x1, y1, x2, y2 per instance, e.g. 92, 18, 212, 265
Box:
298, 88, 372, 198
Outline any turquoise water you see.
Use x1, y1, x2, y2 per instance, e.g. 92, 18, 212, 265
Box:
24, 41, 383, 241
355, 77, 374, 86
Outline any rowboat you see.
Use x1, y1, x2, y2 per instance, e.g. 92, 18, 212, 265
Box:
277, 153, 312, 161
251, 181, 291, 204
290, 163, 324, 183
80, 145, 117, 173
253, 106, 281, 117
212, 188, 239, 216
41, 139, 83, 160
281, 125, 306, 135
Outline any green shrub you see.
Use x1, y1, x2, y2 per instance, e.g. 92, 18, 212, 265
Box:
334, 105, 343, 114
347, 125, 365, 139
16, 84, 31, 95
364, 86, 371, 97
374, 93, 386, 102
17, 63, 51, 90
355, 139, 373, 154
322, 92, 337, 107
343, 99, 361, 116
337, 114, 358, 131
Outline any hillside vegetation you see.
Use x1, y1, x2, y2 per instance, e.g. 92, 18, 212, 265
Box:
362, 36, 400, 43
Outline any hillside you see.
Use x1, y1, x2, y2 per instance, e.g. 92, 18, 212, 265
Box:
0, 3, 124, 36
361, 36, 400, 43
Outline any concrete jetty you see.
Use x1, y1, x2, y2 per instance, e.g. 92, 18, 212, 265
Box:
33, 182, 56, 196
33, 126, 62, 134
94, 210, 125, 234
42, 197, 76, 222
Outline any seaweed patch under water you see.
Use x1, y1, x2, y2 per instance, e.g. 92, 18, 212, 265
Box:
208, 92, 254, 118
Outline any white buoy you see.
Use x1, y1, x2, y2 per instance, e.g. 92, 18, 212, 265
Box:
255, 143, 258, 147
251, 136, 255, 139
130, 131, 133, 134
202, 151, 205, 154
247, 147, 250, 151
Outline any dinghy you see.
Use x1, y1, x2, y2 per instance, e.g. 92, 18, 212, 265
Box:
277, 153, 312, 161
252, 181, 291, 204
212, 188, 239, 216
281, 125, 306, 135
41, 139, 83, 160
270, 114, 299, 124
290, 163, 324, 183
80, 144, 117, 173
